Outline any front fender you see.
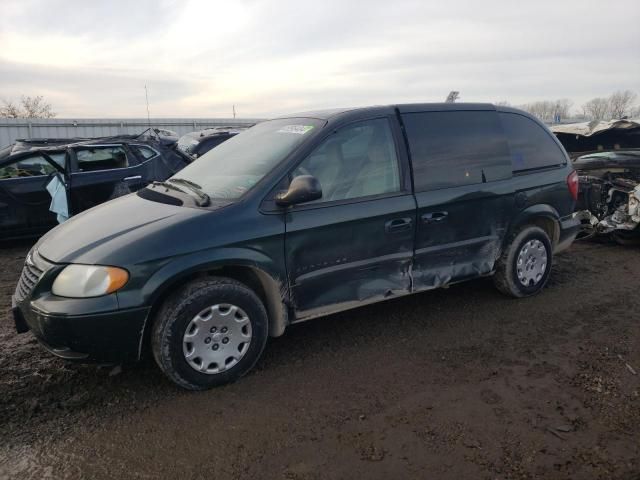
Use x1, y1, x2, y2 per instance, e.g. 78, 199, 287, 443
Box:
146, 247, 285, 306
115, 247, 286, 311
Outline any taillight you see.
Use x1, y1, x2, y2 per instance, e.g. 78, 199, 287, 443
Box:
567, 170, 579, 201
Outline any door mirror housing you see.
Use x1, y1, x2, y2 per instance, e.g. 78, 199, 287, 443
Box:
275, 175, 322, 206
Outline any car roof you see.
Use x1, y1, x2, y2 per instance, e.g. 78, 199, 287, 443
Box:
278, 103, 500, 121
1, 134, 166, 162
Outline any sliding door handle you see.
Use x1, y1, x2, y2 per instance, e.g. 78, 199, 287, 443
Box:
422, 211, 448, 224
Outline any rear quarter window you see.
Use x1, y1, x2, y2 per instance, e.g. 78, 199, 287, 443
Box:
499, 112, 567, 173
402, 110, 511, 191
132, 145, 159, 160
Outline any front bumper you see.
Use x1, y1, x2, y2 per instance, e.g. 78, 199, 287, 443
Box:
13, 299, 150, 363
555, 213, 581, 254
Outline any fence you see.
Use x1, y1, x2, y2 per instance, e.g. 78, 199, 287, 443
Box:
0, 117, 262, 146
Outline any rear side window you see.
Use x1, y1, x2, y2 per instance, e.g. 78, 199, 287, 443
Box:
133, 145, 159, 160
75, 146, 128, 172
499, 112, 567, 172
402, 111, 511, 191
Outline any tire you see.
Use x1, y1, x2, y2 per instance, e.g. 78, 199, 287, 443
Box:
151, 277, 269, 390
493, 225, 553, 298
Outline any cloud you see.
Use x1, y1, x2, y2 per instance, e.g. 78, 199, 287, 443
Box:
0, 0, 638, 117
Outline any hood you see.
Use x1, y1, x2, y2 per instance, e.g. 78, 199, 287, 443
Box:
36, 193, 212, 265
573, 150, 640, 171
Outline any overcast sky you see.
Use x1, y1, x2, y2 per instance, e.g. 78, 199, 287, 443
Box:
1, 0, 638, 118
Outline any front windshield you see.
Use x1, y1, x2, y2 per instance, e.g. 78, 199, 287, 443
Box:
170, 118, 324, 199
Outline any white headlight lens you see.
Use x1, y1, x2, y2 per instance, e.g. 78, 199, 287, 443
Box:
52, 265, 129, 298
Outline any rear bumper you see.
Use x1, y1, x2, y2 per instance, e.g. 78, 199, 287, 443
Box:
555, 213, 581, 254
12, 300, 150, 363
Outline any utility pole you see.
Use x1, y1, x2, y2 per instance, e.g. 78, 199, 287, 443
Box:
145, 85, 151, 126
233, 105, 236, 119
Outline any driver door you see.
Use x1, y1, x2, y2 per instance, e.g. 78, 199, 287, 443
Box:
284, 117, 416, 319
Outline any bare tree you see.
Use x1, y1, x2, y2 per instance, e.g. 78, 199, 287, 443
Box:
0, 95, 56, 118
582, 97, 610, 121
607, 90, 637, 119
519, 101, 557, 122
0, 100, 22, 118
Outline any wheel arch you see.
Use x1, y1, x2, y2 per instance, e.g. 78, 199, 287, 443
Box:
508, 204, 561, 248
139, 251, 290, 360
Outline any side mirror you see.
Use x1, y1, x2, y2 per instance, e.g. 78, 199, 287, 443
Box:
275, 175, 322, 206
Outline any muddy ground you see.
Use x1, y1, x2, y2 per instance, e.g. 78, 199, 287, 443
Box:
0, 239, 638, 479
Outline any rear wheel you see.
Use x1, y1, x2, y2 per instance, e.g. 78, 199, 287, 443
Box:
151, 277, 268, 390
494, 225, 553, 298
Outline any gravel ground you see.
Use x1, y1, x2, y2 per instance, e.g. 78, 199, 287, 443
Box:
0, 239, 638, 480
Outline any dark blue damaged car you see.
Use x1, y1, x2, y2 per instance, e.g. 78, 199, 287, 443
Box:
12, 103, 580, 389
0, 130, 190, 240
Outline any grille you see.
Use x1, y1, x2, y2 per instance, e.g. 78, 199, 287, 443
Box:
14, 252, 48, 302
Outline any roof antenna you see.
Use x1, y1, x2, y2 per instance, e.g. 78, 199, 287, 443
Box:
445, 91, 460, 103
144, 85, 151, 127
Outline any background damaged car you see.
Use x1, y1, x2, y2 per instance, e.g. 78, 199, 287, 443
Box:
0, 129, 191, 240
552, 119, 640, 244
176, 126, 252, 160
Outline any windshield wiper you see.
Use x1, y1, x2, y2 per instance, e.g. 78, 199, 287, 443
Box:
168, 178, 211, 206
150, 180, 188, 194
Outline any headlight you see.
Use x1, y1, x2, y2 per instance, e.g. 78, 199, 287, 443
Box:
52, 265, 129, 298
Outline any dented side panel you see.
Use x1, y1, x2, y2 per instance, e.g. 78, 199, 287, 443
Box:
285, 194, 416, 320
413, 180, 514, 291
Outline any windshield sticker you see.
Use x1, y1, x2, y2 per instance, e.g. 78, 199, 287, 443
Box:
277, 125, 314, 135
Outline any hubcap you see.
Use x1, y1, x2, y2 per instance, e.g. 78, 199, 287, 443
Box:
516, 239, 548, 287
182, 304, 252, 374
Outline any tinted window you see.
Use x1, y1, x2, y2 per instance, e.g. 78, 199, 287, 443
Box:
75, 146, 128, 172
499, 112, 567, 172
402, 111, 511, 191
292, 118, 400, 203
0, 154, 58, 179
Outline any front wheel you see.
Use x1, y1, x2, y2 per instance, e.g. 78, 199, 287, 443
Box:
151, 277, 269, 390
493, 225, 553, 298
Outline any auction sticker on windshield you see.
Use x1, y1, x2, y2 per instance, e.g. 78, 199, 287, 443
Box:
277, 125, 314, 135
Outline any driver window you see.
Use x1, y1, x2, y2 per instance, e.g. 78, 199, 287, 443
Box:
293, 118, 400, 203
0, 154, 58, 179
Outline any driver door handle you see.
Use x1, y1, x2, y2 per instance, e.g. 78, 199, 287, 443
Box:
385, 217, 413, 233
123, 175, 142, 182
